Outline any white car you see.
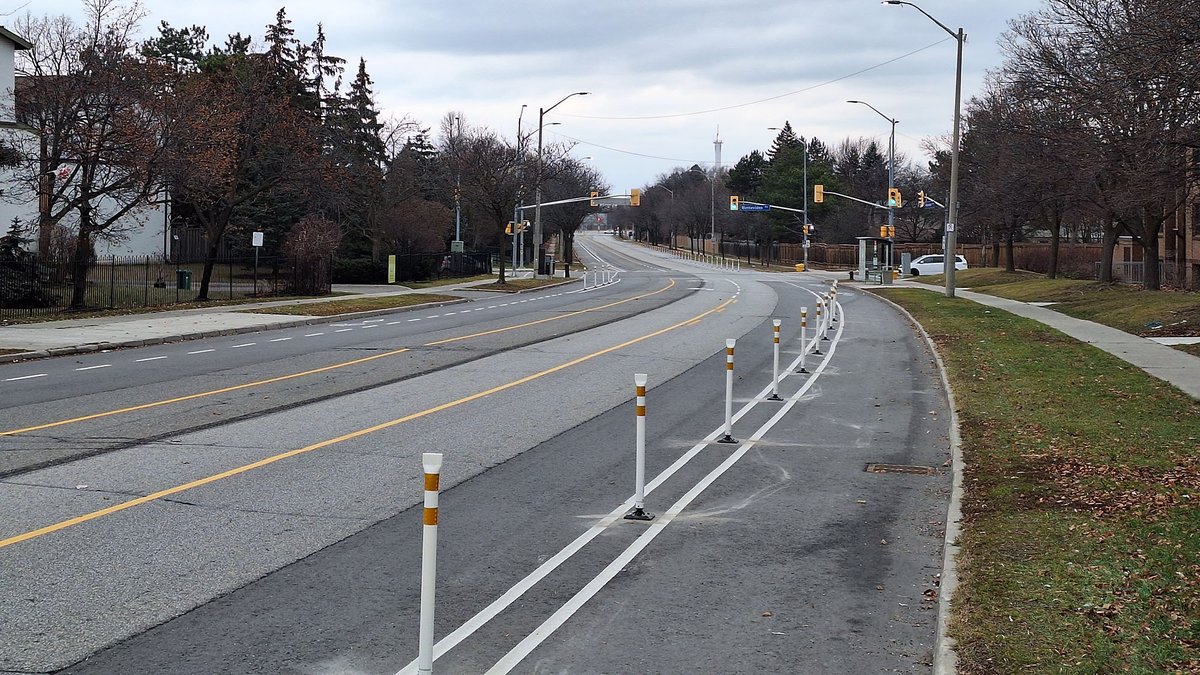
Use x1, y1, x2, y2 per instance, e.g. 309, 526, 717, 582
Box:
908, 254, 967, 276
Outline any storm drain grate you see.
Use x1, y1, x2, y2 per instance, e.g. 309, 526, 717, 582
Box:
865, 463, 938, 476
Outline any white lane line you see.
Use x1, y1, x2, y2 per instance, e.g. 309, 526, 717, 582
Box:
134, 356, 168, 362
334, 328, 353, 333
305, 332, 325, 337
407, 318, 421, 322
230, 343, 256, 348
487, 306, 497, 309
386, 322, 402, 325
269, 337, 292, 342
365, 318, 385, 323
483, 307, 845, 675
187, 349, 215, 355
444, 312, 458, 316
74, 364, 112, 371
4, 373, 47, 381
398, 307, 844, 675
426, 315, 440, 319
363, 325, 379, 329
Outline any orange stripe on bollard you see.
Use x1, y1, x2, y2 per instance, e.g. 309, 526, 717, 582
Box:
423, 507, 438, 526
424, 474, 439, 491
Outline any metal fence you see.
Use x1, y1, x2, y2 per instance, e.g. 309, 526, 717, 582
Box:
1, 254, 329, 321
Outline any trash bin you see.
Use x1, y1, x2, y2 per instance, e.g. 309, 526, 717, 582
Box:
176, 269, 192, 290
795, 263, 806, 272
881, 268, 893, 285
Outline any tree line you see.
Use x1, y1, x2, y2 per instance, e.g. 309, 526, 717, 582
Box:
1, 0, 603, 308
624, 0, 1199, 289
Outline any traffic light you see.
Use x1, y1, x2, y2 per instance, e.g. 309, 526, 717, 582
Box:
917, 190, 926, 208
505, 222, 514, 235
630, 188, 641, 207
880, 225, 888, 238
729, 195, 740, 211
590, 191, 599, 207
803, 224, 810, 236
887, 225, 896, 238
813, 184, 824, 203
887, 187, 902, 208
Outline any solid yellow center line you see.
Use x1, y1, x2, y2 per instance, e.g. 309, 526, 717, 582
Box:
1, 280, 678, 437
0, 294, 733, 550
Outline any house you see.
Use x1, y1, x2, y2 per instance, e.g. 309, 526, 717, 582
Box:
0, 26, 167, 260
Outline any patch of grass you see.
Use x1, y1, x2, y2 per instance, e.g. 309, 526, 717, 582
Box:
1177, 343, 1200, 358
884, 289, 1200, 674
0, 294, 344, 326
0, 348, 25, 356
404, 274, 495, 289
913, 270, 1200, 338
479, 278, 574, 292
241, 294, 459, 316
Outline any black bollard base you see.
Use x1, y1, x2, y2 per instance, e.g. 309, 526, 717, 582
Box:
624, 507, 655, 521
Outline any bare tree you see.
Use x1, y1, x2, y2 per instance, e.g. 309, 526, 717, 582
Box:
6, 0, 169, 309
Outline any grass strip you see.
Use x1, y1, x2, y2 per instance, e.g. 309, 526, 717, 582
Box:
884, 289, 1199, 674
478, 278, 574, 292
241, 294, 459, 316
404, 274, 495, 289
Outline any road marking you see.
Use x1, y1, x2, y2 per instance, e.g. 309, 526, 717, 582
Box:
482, 319, 842, 674
269, 337, 292, 342
386, 322, 402, 325
304, 333, 325, 337
419, 302, 844, 675
0, 294, 733, 551
74, 365, 112, 371
3, 374, 47, 382
0, 348, 413, 437
363, 325, 379, 329
230, 343, 256, 348
365, 319, 385, 323
187, 349, 215, 355
334, 329, 353, 333
0, 280, 677, 438
134, 356, 167, 362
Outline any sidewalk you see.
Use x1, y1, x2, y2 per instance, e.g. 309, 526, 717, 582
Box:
868, 279, 1200, 400
0, 276, 547, 362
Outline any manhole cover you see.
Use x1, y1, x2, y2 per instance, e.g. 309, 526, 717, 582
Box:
865, 463, 938, 476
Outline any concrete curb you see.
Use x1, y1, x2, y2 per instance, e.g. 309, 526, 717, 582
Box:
864, 288, 963, 675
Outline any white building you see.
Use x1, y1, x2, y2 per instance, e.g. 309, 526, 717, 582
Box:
0, 25, 167, 259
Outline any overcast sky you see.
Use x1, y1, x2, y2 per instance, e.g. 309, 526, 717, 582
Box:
13, 0, 1046, 194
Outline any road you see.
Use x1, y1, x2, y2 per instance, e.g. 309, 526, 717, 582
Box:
0, 234, 952, 674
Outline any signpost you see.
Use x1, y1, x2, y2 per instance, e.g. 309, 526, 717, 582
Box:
738, 203, 770, 212
251, 231, 264, 296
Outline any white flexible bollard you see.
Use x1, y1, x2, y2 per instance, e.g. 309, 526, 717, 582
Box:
625, 373, 654, 521
822, 292, 832, 341
768, 319, 783, 401
797, 307, 809, 374
417, 452, 443, 675
813, 301, 824, 355
719, 339, 737, 444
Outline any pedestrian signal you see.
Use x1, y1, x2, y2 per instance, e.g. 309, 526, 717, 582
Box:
813, 185, 824, 203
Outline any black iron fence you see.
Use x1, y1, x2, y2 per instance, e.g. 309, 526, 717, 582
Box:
1, 254, 330, 321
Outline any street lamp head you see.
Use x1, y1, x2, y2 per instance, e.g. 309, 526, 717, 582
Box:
847, 99, 862, 104
576, 91, 591, 96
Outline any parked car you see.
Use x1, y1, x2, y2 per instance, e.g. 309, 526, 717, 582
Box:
908, 254, 967, 276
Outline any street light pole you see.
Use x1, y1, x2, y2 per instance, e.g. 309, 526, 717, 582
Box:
452, 116, 461, 244
686, 166, 716, 257
533, 91, 589, 278
884, 0, 964, 297
513, 104, 527, 275
848, 100, 898, 270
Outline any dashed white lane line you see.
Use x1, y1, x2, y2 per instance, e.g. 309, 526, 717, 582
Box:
444, 312, 458, 316
269, 337, 292, 342
230, 343, 256, 348
365, 318, 385, 323
334, 328, 353, 333
386, 322, 402, 325
74, 364, 112, 371
134, 356, 167, 362
407, 318, 421, 322
487, 306, 497, 309
3, 373, 46, 382
425, 316, 440, 319
363, 325, 379, 329
187, 349, 215, 355
304, 332, 325, 337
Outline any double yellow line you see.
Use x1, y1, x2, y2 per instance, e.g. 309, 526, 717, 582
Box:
0, 280, 725, 550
